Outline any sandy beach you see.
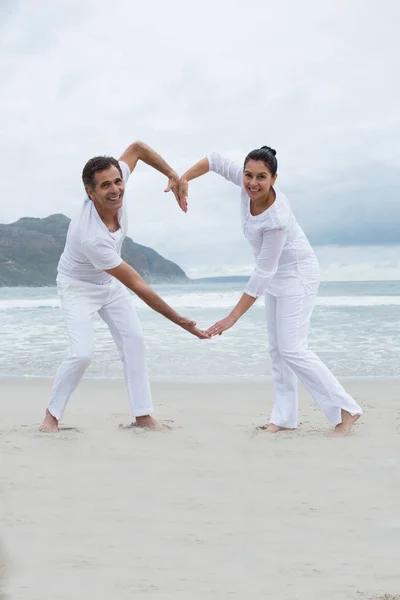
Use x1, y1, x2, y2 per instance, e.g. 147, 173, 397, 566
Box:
1, 378, 399, 599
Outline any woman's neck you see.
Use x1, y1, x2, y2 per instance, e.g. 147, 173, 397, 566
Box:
250, 186, 276, 216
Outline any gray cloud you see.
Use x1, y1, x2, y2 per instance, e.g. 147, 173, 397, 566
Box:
0, 0, 399, 277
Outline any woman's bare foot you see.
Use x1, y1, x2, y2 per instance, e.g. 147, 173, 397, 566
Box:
264, 424, 295, 433
39, 409, 59, 433
134, 415, 169, 431
333, 410, 361, 436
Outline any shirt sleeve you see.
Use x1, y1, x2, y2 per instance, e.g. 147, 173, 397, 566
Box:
244, 228, 287, 298
207, 152, 243, 187
119, 160, 131, 183
81, 238, 123, 271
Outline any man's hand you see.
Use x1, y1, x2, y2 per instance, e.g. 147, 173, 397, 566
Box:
177, 177, 188, 213
205, 315, 237, 337
164, 173, 180, 205
178, 316, 210, 339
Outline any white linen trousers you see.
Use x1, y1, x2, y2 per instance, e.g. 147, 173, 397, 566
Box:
265, 291, 362, 428
48, 278, 153, 421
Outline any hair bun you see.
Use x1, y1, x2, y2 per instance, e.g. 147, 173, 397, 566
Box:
260, 145, 277, 156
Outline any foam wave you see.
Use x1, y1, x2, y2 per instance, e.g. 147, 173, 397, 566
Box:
151, 293, 400, 309
0, 298, 61, 310
1, 293, 400, 311
316, 296, 400, 307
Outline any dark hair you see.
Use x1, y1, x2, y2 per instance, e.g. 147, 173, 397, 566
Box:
244, 146, 278, 176
82, 156, 122, 190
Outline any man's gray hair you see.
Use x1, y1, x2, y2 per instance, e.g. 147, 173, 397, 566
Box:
82, 156, 122, 190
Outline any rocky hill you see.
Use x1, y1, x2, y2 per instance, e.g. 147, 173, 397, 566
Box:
0, 214, 188, 286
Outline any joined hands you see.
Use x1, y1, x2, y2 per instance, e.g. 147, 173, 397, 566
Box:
178, 316, 210, 340
179, 314, 237, 339
177, 177, 188, 212
164, 173, 180, 205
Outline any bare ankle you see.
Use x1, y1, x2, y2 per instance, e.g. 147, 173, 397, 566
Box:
39, 409, 59, 432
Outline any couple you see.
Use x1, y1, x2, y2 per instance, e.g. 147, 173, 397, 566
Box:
40, 141, 362, 435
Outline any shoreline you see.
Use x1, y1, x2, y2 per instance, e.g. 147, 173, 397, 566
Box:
1, 374, 400, 382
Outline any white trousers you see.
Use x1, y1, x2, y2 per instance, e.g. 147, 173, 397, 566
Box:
48, 279, 153, 421
265, 292, 362, 428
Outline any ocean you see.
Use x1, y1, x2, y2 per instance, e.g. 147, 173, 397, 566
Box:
0, 280, 400, 381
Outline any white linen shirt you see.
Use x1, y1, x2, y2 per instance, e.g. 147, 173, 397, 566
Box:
57, 161, 130, 285
207, 152, 320, 298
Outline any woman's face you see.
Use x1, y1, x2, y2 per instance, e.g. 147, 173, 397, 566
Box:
243, 160, 277, 201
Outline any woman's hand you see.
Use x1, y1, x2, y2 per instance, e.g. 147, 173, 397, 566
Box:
177, 177, 189, 213
206, 315, 237, 337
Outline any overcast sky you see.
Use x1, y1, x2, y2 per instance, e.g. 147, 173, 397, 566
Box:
1, 0, 399, 278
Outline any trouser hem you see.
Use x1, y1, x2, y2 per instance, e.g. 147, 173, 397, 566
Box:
270, 420, 298, 429
132, 408, 154, 417
333, 407, 363, 426
47, 406, 61, 421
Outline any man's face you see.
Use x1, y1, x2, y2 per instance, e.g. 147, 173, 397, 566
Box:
86, 166, 125, 212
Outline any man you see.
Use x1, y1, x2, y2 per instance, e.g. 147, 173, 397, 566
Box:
40, 141, 208, 433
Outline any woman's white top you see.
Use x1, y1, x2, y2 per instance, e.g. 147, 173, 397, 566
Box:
207, 152, 320, 298
57, 161, 130, 285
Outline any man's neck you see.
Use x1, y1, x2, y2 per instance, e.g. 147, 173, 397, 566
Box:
93, 202, 120, 232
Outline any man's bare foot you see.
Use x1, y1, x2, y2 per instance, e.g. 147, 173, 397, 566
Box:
39, 409, 59, 433
333, 410, 361, 436
134, 415, 169, 431
264, 424, 295, 433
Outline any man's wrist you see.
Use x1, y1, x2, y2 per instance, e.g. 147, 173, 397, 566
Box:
173, 314, 187, 328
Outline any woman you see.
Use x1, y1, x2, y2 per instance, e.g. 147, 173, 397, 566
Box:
178, 146, 362, 434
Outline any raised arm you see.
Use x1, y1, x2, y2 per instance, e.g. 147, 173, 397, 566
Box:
178, 152, 243, 212
119, 141, 179, 202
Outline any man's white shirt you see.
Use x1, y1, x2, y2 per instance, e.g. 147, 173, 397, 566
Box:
57, 161, 130, 285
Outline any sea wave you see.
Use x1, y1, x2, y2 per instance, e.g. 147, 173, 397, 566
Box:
1, 293, 400, 311
0, 299, 61, 310
316, 296, 400, 307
